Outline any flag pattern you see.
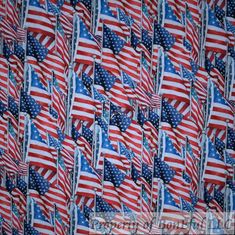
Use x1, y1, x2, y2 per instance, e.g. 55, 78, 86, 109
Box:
0, 0, 234, 234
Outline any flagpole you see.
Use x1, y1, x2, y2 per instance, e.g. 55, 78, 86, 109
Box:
223, 119, 229, 222
189, 78, 193, 120
30, 198, 34, 227
92, 188, 97, 233
54, 15, 59, 55
225, 54, 232, 100
198, 129, 206, 198
66, 65, 73, 135
150, 18, 156, 78
23, 28, 28, 92
22, 0, 29, 30
100, 19, 104, 63
10, 196, 13, 228
183, 136, 188, 173
56, 150, 59, 188
101, 153, 105, 196
53, 204, 56, 234
159, 0, 165, 27
150, 148, 156, 211
17, 86, 23, 143
69, 200, 74, 235
205, 206, 211, 235
6, 119, 10, 158
92, 121, 98, 168
22, 114, 29, 163
20, 0, 25, 28
198, 78, 211, 196
26, 162, 30, 224
155, 179, 162, 227
66, 12, 78, 135
223, 17, 229, 98
91, 0, 97, 34
66, 13, 80, 134
140, 129, 144, 217
70, 148, 79, 235
155, 46, 161, 95
107, 98, 111, 135
199, 1, 207, 67
139, 0, 143, 92
92, 55, 97, 124
139, 52, 143, 91
24, 123, 31, 225
157, 50, 164, 101
223, 184, 230, 228
0, 36, 3, 54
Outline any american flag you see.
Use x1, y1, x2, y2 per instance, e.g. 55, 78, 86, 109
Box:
207, 80, 234, 130
154, 156, 176, 184
103, 158, 139, 212
160, 53, 190, 102
96, 0, 127, 39
102, 24, 125, 77
69, 73, 95, 123
0, 0, 235, 234
24, 0, 55, 37
161, 0, 185, 39
76, 154, 102, 198
203, 137, 227, 186
205, 4, 228, 54
74, 206, 90, 234
27, 121, 57, 171
73, 15, 101, 66
158, 184, 185, 225
30, 199, 54, 235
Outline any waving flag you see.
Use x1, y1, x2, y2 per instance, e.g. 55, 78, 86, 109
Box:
205, 5, 228, 54
28, 166, 50, 196
154, 156, 176, 184
153, 22, 175, 51
74, 206, 90, 234
31, 199, 54, 235
161, 0, 185, 39
227, 127, 235, 158
122, 71, 137, 100
185, 7, 200, 62
70, 73, 95, 123
160, 54, 190, 103
102, 24, 125, 77
24, 220, 40, 235
97, 130, 126, 171
76, 154, 101, 197
116, 40, 140, 82
95, 194, 119, 222
97, 0, 127, 38
53, 205, 67, 235
207, 80, 234, 130
110, 104, 131, 132
94, 63, 131, 110
74, 16, 101, 65
94, 63, 116, 91
103, 159, 140, 212
55, 19, 70, 66
26, 65, 51, 107
24, 0, 55, 37
27, 121, 56, 171
203, 137, 227, 185
161, 131, 185, 172
0, 186, 12, 223
158, 184, 185, 224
